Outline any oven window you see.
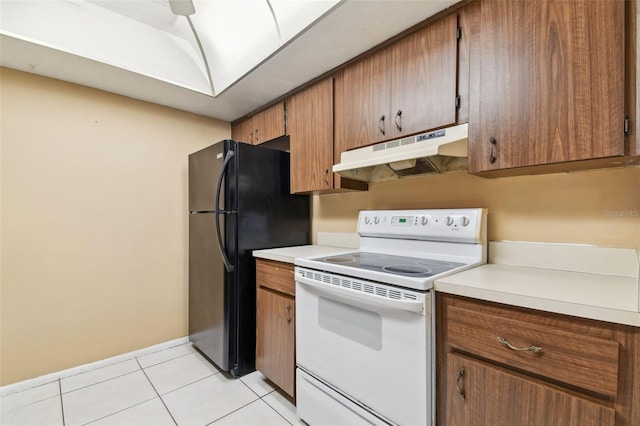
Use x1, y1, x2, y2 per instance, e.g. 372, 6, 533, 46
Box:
318, 297, 382, 351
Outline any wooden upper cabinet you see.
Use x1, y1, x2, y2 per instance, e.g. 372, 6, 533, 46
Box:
335, 14, 459, 154
390, 13, 458, 138
231, 102, 285, 145
469, 0, 626, 174
455, 2, 479, 125
335, 49, 391, 154
253, 102, 285, 145
231, 118, 253, 144
288, 78, 335, 193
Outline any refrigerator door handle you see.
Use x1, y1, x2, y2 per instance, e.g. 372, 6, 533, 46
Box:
215, 150, 235, 272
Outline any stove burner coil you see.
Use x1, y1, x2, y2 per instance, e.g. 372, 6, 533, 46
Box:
382, 265, 432, 275
416, 260, 456, 268
324, 257, 356, 264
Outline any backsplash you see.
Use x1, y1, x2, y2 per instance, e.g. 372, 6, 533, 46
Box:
312, 166, 640, 249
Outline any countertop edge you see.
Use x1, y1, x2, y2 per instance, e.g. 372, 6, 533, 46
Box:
434, 282, 640, 327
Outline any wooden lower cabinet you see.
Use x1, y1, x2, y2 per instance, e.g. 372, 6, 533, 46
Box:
446, 353, 614, 426
255, 259, 296, 397
437, 294, 640, 425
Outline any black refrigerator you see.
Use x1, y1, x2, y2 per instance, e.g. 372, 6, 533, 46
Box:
188, 140, 310, 378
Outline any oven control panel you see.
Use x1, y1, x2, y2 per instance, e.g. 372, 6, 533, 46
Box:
358, 208, 486, 243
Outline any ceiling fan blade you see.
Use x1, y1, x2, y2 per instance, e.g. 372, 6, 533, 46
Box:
168, 0, 195, 16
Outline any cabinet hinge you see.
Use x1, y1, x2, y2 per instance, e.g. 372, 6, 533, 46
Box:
456, 26, 462, 41
455, 95, 461, 109
624, 117, 630, 136
284, 108, 288, 130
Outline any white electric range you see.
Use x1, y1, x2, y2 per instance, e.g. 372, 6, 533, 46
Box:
295, 208, 487, 425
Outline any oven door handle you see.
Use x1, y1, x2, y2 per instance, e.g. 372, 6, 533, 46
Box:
296, 275, 425, 314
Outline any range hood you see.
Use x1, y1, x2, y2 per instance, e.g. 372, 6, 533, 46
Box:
333, 123, 469, 182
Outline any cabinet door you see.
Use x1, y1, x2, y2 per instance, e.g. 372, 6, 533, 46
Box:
231, 118, 253, 144
445, 353, 615, 426
254, 102, 285, 144
390, 13, 458, 138
469, 0, 625, 173
334, 49, 391, 153
288, 78, 335, 193
256, 288, 295, 397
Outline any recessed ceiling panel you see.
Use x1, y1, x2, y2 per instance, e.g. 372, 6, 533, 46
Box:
0, 0, 461, 121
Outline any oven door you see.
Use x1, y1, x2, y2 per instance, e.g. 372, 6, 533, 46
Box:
295, 267, 432, 426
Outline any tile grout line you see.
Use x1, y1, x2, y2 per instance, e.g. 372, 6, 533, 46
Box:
157, 371, 219, 397
59, 358, 136, 382
62, 369, 140, 396
236, 374, 294, 426
239, 377, 273, 400
203, 398, 263, 426
59, 379, 66, 426
81, 397, 158, 426
138, 348, 197, 370
0, 379, 60, 401
260, 392, 296, 426
134, 358, 178, 426
0, 338, 190, 398
68, 369, 157, 426
235, 374, 292, 425
64, 349, 196, 396
173, 372, 268, 426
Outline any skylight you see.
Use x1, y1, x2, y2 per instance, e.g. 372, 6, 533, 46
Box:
0, 0, 341, 96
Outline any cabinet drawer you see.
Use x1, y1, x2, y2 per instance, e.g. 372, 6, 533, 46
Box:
256, 259, 295, 296
445, 299, 619, 397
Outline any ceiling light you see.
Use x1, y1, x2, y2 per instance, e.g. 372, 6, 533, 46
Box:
168, 0, 195, 16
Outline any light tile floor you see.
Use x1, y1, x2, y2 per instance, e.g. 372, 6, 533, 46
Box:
0, 343, 303, 426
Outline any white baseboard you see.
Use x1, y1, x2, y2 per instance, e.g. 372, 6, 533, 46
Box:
0, 336, 190, 397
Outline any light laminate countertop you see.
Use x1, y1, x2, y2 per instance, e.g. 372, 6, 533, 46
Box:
435, 242, 640, 327
253, 245, 354, 264
253, 238, 640, 327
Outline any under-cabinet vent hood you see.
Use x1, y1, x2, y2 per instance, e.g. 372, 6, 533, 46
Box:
333, 123, 469, 182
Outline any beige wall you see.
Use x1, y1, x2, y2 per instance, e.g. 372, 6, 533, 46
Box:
2, 66, 638, 387
0, 68, 230, 385
313, 166, 640, 249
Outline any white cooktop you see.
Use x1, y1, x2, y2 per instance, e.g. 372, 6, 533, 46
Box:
296, 208, 488, 291
296, 251, 475, 290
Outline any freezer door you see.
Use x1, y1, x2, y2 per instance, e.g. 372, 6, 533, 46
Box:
189, 141, 225, 212
189, 212, 231, 371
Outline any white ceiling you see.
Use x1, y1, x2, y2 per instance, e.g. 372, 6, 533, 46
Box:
0, 0, 459, 122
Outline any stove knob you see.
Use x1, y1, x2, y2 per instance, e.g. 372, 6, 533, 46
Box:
364, 216, 371, 225
445, 216, 454, 226
374, 216, 380, 225
421, 216, 429, 225
461, 216, 470, 227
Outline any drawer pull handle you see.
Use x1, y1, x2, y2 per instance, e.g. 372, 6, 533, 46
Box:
497, 337, 542, 353
455, 367, 466, 401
